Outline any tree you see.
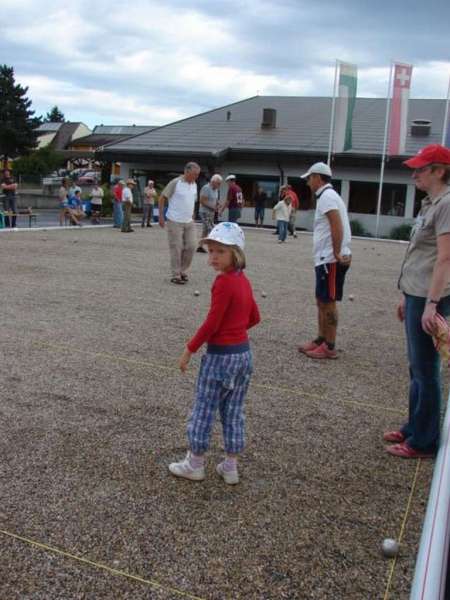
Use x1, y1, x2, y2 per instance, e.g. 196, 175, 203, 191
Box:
13, 146, 65, 177
0, 65, 40, 167
45, 105, 65, 123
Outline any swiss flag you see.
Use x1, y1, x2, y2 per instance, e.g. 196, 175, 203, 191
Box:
388, 63, 413, 156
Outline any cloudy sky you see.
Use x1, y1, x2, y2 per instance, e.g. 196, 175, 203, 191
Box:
1, 0, 449, 129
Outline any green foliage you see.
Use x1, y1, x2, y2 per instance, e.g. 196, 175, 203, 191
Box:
389, 223, 412, 241
0, 65, 40, 164
45, 106, 65, 123
350, 219, 371, 237
13, 146, 65, 176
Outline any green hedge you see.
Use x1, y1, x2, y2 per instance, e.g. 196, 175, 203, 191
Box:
389, 223, 412, 241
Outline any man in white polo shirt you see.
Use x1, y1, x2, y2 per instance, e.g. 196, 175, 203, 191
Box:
159, 161, 201, 284
298, 162, 352, 359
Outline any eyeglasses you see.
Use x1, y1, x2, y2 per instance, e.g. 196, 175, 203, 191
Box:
413, 165, 432, 174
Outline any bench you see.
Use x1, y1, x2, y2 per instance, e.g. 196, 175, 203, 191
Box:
0, 210, 37, 228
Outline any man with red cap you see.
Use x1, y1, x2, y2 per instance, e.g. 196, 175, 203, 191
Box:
384, 144, 450, 459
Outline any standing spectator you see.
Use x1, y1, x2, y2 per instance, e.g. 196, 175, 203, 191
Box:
197, 174, 223, 252
222, 175, 244, 223
142, 180, 156, 228
298, 162, 352, 359
1, 169, 18, 228
384, 144, 450, 459
286, 185, 300, 237
90, 181, 104, 224
121, 179, 135, 233
272, 194, 292, 243
253, 186, 267, 227
113, 180, 125, 228
158, 162, 200, 284
58, 178, 70, 226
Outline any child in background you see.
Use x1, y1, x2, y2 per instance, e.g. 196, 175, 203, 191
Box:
169, 222, 260, 484
272, 194, 292, 243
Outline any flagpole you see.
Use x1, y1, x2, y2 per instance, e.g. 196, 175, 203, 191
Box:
327, 60, 339, 165
375, 62, 394, 238
441, 74, 450, 146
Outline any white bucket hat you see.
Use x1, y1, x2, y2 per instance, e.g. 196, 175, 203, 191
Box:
200, 222, 245, 249
301, 162, 332, 178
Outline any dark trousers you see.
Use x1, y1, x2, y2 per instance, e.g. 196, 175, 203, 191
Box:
3, 195, 17, 228
121, 202, 132, 232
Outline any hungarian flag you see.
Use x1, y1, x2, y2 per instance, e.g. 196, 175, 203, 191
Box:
388, 63, 413, 155
333, 62, 358, 152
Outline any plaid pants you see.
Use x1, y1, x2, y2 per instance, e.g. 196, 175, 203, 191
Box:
188, 350, 253, 454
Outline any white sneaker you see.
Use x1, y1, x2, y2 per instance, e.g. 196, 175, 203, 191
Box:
216, 462, 239, 485
168, 452, 205, 481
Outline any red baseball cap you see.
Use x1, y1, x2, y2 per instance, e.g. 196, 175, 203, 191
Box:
404, 144, 450, 168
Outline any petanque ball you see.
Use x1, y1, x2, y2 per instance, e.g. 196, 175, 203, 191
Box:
382, 538, 399, 558
261, 291, 267, 298
349, 294, 354, 301
194, 290, 200, 297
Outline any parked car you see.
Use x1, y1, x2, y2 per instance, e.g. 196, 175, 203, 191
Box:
76, 171, 101, 185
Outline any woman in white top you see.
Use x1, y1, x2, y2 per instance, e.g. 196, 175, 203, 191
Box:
90, 181, 104, 224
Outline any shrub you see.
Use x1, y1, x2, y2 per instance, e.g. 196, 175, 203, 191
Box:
350, 220, 371, 237
389, 223, 412, 241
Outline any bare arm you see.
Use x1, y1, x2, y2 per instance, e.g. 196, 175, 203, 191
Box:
158, 195, 167, 228
422, 233, 450, 334
326, 209, 343, 260
199, 194, 209, 208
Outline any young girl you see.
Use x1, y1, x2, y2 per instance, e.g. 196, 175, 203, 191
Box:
272, 194, 292, 243
169, 222, 260, 484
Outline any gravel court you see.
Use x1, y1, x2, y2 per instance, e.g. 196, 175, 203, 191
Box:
0, 226, 441, 598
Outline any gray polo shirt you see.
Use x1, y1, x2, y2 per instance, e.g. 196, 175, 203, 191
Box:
199, 183, 219, 213
398, 186, 450, 297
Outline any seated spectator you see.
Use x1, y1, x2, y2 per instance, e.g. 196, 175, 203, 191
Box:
67, 190, 84, 226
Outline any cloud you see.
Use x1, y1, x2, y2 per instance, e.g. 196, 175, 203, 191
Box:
1, 0, 449, 128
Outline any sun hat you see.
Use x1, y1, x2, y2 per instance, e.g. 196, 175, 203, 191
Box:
200, 222, 245, 250
301, 162, 332, 178
126, 178, 135, 185
225, 174, 236, 181
403, 144, 450, 169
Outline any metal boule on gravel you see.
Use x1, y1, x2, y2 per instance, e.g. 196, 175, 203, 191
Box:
381, 538, 399, 558
261, 291, 267, 298
194, 290, 200, 296
349, 294, 354, 301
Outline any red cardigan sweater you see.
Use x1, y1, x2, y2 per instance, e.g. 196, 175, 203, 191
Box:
187, 270, 260, 353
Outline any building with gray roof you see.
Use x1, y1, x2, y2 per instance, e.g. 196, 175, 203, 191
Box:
97, 96, 448, 235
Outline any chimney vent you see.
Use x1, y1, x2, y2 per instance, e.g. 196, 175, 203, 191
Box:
411, 119, 431, 136
261, 108, 277, 129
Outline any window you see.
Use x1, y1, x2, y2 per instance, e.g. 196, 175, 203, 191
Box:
287, 178, 341, 210
414, 188, 427, 217
348, 181, 406, 215
232, 174, 280, 207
